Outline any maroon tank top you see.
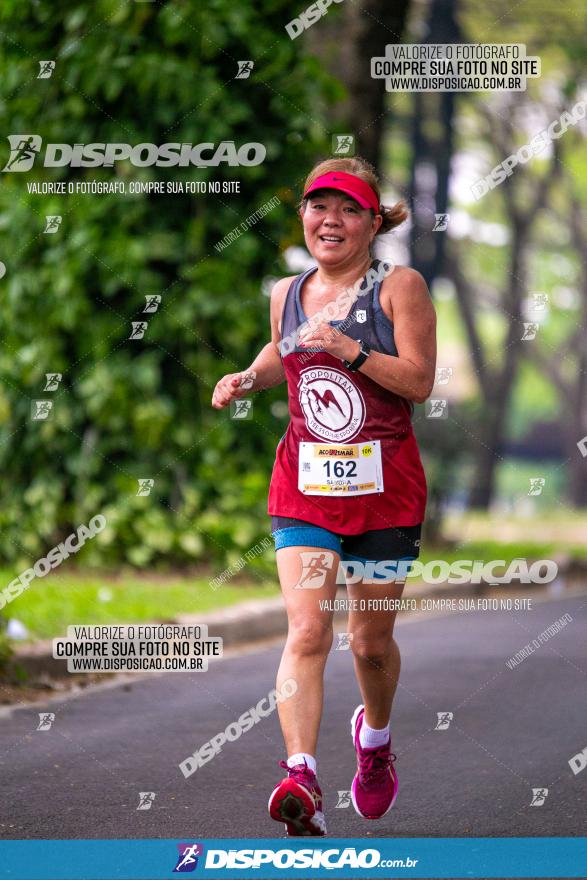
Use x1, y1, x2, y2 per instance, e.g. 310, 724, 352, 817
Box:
267, 260, 427, 533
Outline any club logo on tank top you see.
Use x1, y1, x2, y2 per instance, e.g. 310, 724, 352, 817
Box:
298, 366, 366, 442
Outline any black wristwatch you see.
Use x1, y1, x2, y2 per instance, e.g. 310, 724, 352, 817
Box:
343, 340, 371, 372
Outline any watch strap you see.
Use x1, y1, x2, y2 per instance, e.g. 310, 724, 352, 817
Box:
344, 340, 371, 371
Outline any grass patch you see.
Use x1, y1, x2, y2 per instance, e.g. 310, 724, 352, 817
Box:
0, 568, 280, 641
3, 528, 584, 644
420, 541, 584, 565
442, 510, 587, 550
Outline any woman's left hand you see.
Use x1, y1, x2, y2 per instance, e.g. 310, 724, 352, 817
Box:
298, 321, 359, 362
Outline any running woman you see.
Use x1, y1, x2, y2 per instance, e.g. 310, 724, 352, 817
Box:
211, 157, 436, 836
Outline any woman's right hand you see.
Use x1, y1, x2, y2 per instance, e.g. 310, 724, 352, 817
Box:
211, 371, 255, 409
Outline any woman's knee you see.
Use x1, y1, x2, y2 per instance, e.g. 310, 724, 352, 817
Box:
286, 617, 333, 656
350, 630, 396, 665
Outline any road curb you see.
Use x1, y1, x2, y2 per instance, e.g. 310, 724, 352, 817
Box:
7, 574, 554, 683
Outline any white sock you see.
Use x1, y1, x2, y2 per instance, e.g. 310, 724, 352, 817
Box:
287, 752, 317, 774
359, 719, 390, 750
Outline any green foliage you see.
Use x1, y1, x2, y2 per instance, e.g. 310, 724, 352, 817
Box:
0, 0, 338, 568
1, 568, 279, 640
0, 628, 14, 673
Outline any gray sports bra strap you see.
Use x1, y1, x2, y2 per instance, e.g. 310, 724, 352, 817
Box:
370, 259, 393, 312
279, 268, 315, 356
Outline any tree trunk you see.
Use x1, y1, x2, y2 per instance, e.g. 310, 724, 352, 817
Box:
305, 0, 410, 169
566, 282, 587, 506
408, 0, 461, 288
468, 223, 527, 509
467, 357, 517, 509
345, 0, 410, 168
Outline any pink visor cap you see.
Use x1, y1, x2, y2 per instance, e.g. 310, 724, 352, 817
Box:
302, 171, 380, 214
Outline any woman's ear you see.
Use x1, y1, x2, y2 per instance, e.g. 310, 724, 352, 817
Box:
372, 212, 383, 237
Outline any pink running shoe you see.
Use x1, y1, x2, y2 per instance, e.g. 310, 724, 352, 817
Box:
350, 704, 398, 819
268, 760, 327, 836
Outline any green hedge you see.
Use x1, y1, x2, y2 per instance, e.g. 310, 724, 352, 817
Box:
0, 0, 343, 569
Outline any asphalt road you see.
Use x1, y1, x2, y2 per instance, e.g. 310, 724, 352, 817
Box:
1, 593, 585, 843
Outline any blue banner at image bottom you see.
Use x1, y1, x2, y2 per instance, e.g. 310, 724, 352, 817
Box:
0, 838, 586, 879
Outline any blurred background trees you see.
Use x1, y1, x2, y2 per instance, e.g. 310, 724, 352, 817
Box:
0, 0, 339, 569
0, 0, 585, 573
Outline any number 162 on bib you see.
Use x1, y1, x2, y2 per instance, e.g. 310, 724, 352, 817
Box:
298, 440, 384, 496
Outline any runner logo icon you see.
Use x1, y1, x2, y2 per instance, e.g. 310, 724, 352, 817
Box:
435, 711, 453, 730
298, 367, 365, 441
3, 135, 42, 171
36, 712, 55, 731
294, 551, 335, 589
173, 843, 204, 872
530, 788, 548, 806
335, 790, 352, 808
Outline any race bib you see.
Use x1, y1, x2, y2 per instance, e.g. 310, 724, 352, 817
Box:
298, 441, 384, 496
